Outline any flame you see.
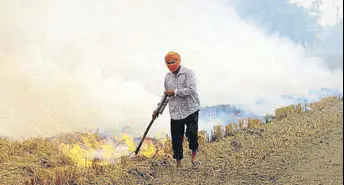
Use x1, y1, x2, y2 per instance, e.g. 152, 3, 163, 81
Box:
141, 138, 156, 158
59, 143, 93, 167
120, 134, 157, 158
58, 132, 119, 167
120, 133, 136, 152
58, 132, 169, 167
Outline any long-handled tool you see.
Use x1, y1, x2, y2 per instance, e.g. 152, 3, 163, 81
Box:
133, 94, 168, 156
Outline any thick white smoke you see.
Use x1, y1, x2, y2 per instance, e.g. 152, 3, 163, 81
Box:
0, 0, 342, 139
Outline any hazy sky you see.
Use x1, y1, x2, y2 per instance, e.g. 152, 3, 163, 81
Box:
292, 0, 343, 26
0, 0, 343, 139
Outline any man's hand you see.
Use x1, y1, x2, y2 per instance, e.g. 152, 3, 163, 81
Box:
165, 89, 175, 97
152, 110, 158, 119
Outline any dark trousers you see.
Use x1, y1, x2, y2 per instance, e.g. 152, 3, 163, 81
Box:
170, 110, 199, 161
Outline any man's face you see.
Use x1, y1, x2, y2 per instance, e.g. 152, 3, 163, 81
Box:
165, 55, 180, 73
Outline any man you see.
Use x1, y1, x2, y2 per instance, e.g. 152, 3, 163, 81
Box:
153, 51, 201, 168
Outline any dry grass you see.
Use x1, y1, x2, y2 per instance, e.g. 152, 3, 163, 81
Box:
247, 118, 262, 128
225, 123, 234, 137
211, 125, 223, 141
238, 119, 244, 129
0, 96, 342, 185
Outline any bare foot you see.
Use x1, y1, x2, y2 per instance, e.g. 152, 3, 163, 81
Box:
176, 160, 182, 168
192, 151, 197, 163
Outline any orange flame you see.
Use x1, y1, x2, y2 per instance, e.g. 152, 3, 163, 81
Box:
58, 132, 169, 167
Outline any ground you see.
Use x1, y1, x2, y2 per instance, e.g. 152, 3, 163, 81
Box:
0, 100, 342, 185
126, 101, 343, 185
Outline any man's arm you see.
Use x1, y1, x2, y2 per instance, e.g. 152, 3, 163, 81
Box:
155, 93, 169, 113
175, 70, 197, 97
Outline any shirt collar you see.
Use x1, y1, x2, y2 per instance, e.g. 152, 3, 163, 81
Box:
172, 65, 185, 76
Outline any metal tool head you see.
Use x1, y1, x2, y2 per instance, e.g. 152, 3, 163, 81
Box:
128, 151, 136, 158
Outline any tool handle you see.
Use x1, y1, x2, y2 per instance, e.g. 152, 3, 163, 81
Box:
134, 117, 155, 155
134, 94, 168, 156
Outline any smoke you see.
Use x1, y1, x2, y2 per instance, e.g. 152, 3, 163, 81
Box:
0, 0, 342, 139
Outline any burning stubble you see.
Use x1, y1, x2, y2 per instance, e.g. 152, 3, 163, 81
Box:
0, 0, 342, 139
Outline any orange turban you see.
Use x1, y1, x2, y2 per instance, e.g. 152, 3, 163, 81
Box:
165, 51, 181, 73
165, 51, 181, 62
